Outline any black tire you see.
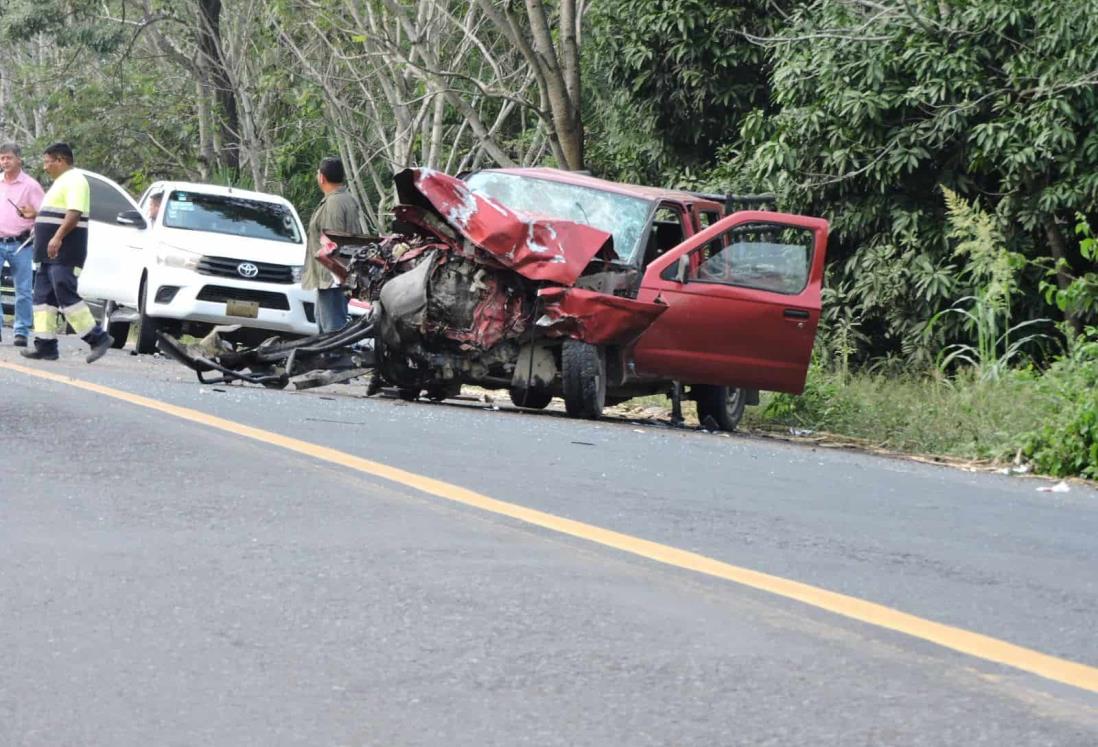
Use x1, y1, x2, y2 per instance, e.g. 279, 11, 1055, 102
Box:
694, 385, 747, 432
425, 381, 462, 401
509, 385, 552, 410
100, 301, 129, 348
134, 279, 161, 354
561, 339, 606, 419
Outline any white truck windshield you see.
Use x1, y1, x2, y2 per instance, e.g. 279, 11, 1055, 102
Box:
163, 191, 302, 244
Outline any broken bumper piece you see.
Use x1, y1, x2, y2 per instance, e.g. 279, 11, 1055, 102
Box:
156, 316, 376, 390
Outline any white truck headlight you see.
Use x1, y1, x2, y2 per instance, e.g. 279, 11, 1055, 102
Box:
156, 245, 201, 270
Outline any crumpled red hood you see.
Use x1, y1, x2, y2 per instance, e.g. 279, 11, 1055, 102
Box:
394, 168, 614, 286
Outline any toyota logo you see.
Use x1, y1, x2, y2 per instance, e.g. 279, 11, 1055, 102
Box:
237, 262, 259, 279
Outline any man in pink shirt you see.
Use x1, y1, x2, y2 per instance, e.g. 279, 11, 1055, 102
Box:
0, 143, 45, 347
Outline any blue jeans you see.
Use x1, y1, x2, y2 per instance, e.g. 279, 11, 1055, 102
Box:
0, 237, 33, 337
315, 287, 349, 334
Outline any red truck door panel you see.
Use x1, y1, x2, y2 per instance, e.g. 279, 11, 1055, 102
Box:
631, 211, 829, 394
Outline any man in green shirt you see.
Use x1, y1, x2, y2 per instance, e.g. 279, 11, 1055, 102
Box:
19, 142, 113, 363
303, 157, 361, 333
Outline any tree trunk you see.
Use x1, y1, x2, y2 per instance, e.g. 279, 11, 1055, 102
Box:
476, 0, 585, 170
196, 0, 240, 172
1044, 215, 1084, 337
195, 79, 215, 180
558, 0, 583, 168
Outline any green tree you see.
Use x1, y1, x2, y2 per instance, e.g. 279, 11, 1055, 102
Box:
726, 0, 1098, 360
588, 0, 785, 179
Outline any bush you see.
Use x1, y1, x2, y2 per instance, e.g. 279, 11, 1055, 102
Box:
1023, 337, 1098, 478
761, 365, 862, 427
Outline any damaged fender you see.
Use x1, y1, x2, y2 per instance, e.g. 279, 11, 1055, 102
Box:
536, 287, 667, 346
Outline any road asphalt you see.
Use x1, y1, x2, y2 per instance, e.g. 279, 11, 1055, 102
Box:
1, 338, 1096, 745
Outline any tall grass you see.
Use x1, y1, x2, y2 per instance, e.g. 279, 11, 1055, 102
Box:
751, 366, 1057, 461
927, 188, 1051, 380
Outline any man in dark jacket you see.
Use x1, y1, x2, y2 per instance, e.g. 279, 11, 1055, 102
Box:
303, 157, 361, 334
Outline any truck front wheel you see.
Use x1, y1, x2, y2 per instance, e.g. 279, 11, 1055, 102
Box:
100, 301, 130, 348
562, 340, 605, 420
133, 280, 161, 354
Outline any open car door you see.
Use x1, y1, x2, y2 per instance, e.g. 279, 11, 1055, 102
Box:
77, 170, 144, 308
631, 210, 828, 394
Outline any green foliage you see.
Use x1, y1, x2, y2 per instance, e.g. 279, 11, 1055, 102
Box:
932, 298, 1050, 380
588, 0, 782, 173
1023, 335, 1098, 477
753, 366, 1056, 462
0, 0, 124, 50
928, 188, 1050, 379
58, 67, 199, 187
1043, 216, 1098, 324
582, 86, 674, 184
941, 187, 1022, 312
762, 363, 862, 426
724, 0, 1098, 363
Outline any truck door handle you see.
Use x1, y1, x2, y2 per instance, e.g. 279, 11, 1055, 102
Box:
783, 309, 810, 319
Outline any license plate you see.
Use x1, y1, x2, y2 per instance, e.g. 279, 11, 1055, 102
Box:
225, 299, 259, 318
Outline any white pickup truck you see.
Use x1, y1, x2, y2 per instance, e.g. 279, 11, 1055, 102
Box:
77, 172, 319, 353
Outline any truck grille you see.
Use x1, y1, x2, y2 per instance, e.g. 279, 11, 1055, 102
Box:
197, 256, 294, 284
196, 285, 290, 310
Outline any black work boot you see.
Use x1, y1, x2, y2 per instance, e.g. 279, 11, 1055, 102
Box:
366, 372, 384, 396
20, 338, 59, 361
14, 335, 27, 347
86, 332, 114, 364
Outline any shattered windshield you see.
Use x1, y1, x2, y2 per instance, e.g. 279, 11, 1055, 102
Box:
163, 191, 302, 244
464, 171, 652, 262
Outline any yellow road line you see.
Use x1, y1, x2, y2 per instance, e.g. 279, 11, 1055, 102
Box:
4, 358, 1098, 695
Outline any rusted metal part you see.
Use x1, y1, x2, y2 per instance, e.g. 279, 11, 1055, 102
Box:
536, 286, 667, 345
394, 168, 615, 286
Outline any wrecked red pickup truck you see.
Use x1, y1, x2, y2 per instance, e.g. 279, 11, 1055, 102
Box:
159, 167, 828, 431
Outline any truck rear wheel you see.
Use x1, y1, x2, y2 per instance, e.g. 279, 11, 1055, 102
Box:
694, 385, 746, 432
562, 340, 605, 419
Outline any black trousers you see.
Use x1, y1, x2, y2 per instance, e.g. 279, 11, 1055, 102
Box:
32, 263, 104, 344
